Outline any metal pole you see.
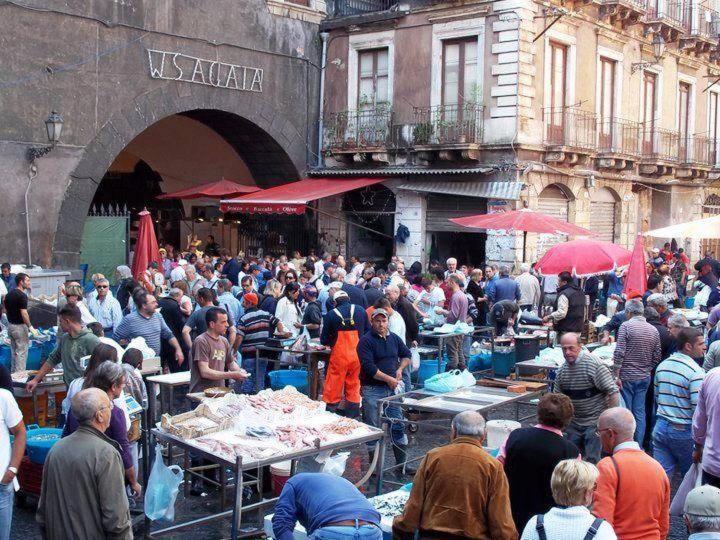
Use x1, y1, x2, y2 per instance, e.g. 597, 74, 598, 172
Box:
25, 165, 37, 267
231, 455, 243, 540
317, 33, 329, 167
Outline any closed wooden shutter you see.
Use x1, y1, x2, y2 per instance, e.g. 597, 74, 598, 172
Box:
702, 194, 720, 257
589, 188, 617, 243
426, 194, 487, 232
537, 185, 569, 257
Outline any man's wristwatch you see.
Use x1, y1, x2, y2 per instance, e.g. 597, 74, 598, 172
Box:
6, 467, 17, 476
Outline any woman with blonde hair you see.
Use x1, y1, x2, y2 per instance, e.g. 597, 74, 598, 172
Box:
260, 279, 282, 314
521, 459, 616, 539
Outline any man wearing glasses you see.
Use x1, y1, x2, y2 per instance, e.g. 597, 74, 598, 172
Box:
553, 332, 619, 463
87, 279, 123, 339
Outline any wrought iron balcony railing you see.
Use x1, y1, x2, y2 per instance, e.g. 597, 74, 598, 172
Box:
328, 0, 398, 17
602, 0, 647, 12
679, 135, 718, 166
646, 0, 684, 26
640, 126, 680, 162
324, 106, 393, 150
683, 5, 717, 38
543, 107, 598, 151
412, 103, 484, 145
597, 117, 642, 156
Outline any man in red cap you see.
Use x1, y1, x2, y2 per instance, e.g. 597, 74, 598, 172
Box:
234, 292, 286, 393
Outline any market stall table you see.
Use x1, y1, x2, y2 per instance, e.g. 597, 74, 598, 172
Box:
254, 344, 330, 399
145, 371, 191, 425
146, 389, 386, 540
11, 370, 66, 425
376, 381, 545, 490
418, 325, 495, 375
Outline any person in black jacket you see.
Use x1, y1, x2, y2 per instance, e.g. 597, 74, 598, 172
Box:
385, 284, 419, 346
695, 254, 720, 288
501, 393, 580, 532
543, 272, 586, 335
158, 289, 188, 372
364, 277, 383, 307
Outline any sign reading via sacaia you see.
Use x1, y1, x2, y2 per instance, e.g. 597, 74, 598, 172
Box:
146, 49, 263, 92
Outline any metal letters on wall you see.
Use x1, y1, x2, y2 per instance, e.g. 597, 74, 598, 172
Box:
146, 49, 264, 92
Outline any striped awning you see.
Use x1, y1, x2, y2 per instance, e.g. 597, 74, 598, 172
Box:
397, 181, 524, 200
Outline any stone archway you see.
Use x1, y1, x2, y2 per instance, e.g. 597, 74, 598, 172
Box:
52, 87, 308, 268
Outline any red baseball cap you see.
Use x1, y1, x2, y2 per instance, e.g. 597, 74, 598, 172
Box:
243, 293, 258, 306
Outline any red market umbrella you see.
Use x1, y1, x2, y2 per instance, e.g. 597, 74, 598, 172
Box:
131, 209, 162, 281
623, 234, 648, 297
156, 178, 259, 200
450, 209, 595, 261
535, 239, 632, 277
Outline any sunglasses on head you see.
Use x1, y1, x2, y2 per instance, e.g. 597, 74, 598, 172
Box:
97, 285, 108, 289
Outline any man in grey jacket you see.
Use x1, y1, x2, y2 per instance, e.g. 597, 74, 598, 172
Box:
37, 388, 132, 540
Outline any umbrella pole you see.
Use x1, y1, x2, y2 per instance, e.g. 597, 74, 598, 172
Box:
522, 231, 527, 264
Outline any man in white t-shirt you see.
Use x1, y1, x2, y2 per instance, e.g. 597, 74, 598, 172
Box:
0, 389, 25, 539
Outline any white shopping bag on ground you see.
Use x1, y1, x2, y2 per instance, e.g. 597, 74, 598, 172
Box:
670, 462, 703, 516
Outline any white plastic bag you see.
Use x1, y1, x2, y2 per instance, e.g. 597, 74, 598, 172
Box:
670, 462, 702, 516
459, 369, 476, 387
321, 452, 350, 476
410, 347, 420, 372
144, 445, 184, 521
127, 337, 156, 359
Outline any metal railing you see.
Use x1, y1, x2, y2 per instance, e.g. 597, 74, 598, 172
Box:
683, 5, 717, 37
328, 0, 398, 17
412, 103, 484, 145
602, 0, 647, 11
597, 117, 642, 156
543, 107, 598, 150
324, 107, 393, 150
646, 0, 684, 25
640, 126, 680, 161
679, 135, 718, 166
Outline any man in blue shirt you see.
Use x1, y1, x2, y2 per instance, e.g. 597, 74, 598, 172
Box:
220, 250, 241, 286
272, 473, 381, 540
487, 266, 520, 304
357, 308, 414, 476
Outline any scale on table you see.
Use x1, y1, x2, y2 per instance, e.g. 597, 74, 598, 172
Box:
265, 337, 297, 349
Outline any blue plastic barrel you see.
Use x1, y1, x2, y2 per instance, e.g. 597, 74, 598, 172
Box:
25, 424, 62, 465
0, 346, 10, 371
416, 359, 448, 386
27, 346, 42, 370
492, 350, 517, 377
267, 369, 309, 394
685, 297, 695, 309
468, 352, 493, 372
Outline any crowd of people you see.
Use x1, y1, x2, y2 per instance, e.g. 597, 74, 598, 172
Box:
2, 235, 720, 538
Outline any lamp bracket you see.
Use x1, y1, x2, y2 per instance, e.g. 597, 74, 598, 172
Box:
631, 61, 657, 74
26, 144, 54, 163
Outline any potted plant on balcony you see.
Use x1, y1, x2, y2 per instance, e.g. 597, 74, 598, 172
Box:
413, 121, 433, 145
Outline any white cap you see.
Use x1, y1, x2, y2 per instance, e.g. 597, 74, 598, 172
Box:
178, 259, 188, 266
333, 290, 349, 300
328, 281, 344, 289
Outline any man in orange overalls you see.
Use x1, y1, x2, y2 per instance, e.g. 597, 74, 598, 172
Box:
320, 290, 369, 419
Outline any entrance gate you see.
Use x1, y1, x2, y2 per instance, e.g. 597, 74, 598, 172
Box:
80, 205, 130, 282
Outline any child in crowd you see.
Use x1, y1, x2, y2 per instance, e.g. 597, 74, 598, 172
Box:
121, 348, 147, 409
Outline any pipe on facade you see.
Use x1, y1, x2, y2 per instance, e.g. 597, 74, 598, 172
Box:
25, 164, 37, 267
317, 32, 329, 167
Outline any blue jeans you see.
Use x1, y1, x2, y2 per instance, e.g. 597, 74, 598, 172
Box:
310, 524, 382, 539
236, 355, 267, 394
620, 376, 651, 444
652, 417, 694, 479
361, 384, 407, 446
565, 422, 602, 463
0, 482, 14, 540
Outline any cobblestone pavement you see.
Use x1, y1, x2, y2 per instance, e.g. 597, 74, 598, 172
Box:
10, 401, 689, 539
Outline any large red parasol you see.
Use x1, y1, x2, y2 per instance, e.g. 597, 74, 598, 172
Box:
535, 239, 632, 277
622, 234, 648, 297
450, 209, 594, 261
131, 209, 162, 281
157, 178, 259, 200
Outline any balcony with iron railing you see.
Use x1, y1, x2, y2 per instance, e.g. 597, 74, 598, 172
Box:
598, 0, 646, 28
639, 126, 680, 162
645, 0, 685, 41
543, 108, 598, 151
678, 135, 718, 167
324, 106, 393, 151
680, 5, 719, 53
326, 0, 398, 17
597, 117, 642, 156
412, 103, 484, 146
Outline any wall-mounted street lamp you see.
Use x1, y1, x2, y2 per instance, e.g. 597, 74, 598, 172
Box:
631, 35, 666, 74
24, 111, 64, 267
25, 110, 64, 162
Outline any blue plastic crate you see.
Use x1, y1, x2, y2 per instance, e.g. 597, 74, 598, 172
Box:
0, 346, 10, 371
27, 346, 42, 371
267, 369, 309, 394
492, 350, 517, 377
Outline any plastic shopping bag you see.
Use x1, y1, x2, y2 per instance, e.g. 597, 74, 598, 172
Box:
321, 452, 350, 476
144, 445, 184, 521
424, 370, 466, 393
459, 369, 476, 387
670, 462, 703, 516
410, 347, 421, 372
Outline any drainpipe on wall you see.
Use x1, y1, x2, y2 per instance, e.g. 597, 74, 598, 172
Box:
317, 32, 329, 167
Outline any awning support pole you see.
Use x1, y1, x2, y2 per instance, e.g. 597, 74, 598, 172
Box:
308, 206, 395, 240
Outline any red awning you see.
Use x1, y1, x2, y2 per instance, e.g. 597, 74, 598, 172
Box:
157, 178, 259, 200
219, 177, 386, 214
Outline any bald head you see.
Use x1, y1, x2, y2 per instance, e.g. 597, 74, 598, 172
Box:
71, 388, 111, 429
598, 407, 636, 450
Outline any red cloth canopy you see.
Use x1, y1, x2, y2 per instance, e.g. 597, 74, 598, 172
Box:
535, 239, 632, 277
157, 178, 259, 200
449, 209, 594, 236
219, 177, 386, 214
623, 235, 648, 297
131, 209, 162, 281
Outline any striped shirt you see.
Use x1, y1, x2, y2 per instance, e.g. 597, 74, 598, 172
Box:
654, 352, 705, 424
553, 352, 619, 426
113, 310, 173, 355
612, 316, 661, 381
237, 307, 279, 356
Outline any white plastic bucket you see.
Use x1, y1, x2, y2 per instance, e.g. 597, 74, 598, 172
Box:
486, 419, 521, 449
